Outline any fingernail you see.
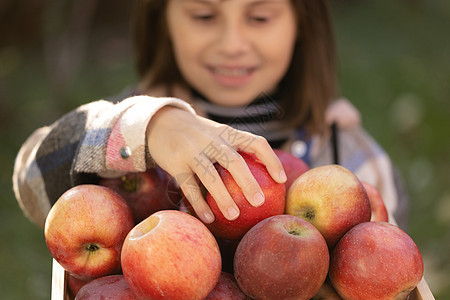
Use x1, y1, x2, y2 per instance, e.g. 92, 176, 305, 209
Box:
227, 206, 239, 220
253, 192, 265, 206
280, 170, 287, 182
203, 211, 215, 224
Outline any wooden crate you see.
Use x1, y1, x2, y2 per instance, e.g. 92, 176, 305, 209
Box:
51, 258, 435, 300
51, 208, 435, 299
51, 259, 71, 300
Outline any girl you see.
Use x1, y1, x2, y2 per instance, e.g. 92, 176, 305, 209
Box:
13, 0, 408, 229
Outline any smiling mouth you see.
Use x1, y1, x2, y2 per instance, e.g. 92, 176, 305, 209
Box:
211, 67, 254, 77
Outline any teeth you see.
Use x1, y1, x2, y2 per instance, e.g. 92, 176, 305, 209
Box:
214, 68, 249, 76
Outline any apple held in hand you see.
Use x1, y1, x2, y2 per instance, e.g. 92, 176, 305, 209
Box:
362, 181, 389, 222
99, 167, 179, 223
206, 152, 285, 240
44, 185, 134, 280
234, 214, 329, 300
274, 148, 309, 191
121, 210, 222, 300
329, 221, 424, 300
75, 275, 136, 300
286, 164, 371, 248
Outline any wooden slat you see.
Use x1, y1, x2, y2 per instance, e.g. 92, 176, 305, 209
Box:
412, 277, 435, 300
51, 259, 67, 300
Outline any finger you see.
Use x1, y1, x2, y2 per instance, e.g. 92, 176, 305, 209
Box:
191, 155, 240, 221
233, 133, 287, 184
214, 146, 265, 207
176, 171, 215, 224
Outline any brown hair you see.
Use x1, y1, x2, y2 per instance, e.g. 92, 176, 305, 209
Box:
132, 0, 337, 135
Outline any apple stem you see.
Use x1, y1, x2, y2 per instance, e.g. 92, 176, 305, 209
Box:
121, 174, 139, 193
288, 230, 301, 236
305, 209, 315, 221
85, 243, 100, 252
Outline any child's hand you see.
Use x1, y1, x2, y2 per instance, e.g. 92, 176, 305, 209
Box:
146, 107, 287, 224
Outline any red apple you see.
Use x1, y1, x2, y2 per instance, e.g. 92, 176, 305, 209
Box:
206, 151, 285, 240
285, 164, 371, 248
362, 181, 389, 222
99, 167, 180, 223
44, 184, 134, 280
121, 210, 222, 300
274, 148, 309, 191
67, 275, 90, 298
205, 272, 249, 300
75, 275, 136, 299
329, 221, 424, 300
234, 214, 329, 300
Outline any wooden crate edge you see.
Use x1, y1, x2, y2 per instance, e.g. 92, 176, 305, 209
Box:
51, 259, 68, 300
410, 277, 435, 300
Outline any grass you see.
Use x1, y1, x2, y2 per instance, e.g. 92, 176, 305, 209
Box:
333, 1, 450, 296
1, 1, 449, 298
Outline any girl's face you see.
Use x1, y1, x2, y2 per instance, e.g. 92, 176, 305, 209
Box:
166, 0, 297, 106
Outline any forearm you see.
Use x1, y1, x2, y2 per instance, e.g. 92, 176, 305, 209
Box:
12, 95, 195, 227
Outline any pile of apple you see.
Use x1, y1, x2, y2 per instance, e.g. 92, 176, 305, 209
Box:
44, 150, 424, 300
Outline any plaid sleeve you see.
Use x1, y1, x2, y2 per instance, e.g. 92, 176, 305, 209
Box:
13, 126, 52, 227
13, 96, 194, 227
12, 101, 113, 227
74, 96, 195, 176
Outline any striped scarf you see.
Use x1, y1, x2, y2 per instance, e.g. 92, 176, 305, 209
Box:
192, 90, 296, 149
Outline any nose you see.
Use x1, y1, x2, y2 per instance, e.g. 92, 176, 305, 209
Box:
216, 20, 250, 57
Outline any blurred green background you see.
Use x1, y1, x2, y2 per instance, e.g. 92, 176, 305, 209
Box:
1, 0, 449, 298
